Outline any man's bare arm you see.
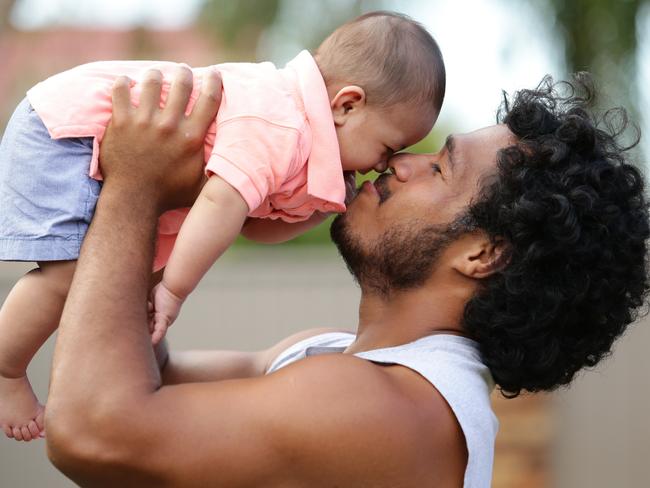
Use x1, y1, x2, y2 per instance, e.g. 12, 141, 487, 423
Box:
156, 327, 352, 385
45, 67, 223, 483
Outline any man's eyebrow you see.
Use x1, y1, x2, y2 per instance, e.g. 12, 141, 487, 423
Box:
444, 134, 456, 171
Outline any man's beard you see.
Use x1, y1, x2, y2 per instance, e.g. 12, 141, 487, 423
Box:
330, 210, 474, 297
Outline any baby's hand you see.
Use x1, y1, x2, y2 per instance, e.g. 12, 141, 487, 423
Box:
149, 283, 185, 344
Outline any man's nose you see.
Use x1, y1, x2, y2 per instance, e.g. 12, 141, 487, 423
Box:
387, 153, 432, 182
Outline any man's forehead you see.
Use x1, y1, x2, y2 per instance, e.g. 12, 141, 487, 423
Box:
459, 124, 513, 143
452, 125, 514, 160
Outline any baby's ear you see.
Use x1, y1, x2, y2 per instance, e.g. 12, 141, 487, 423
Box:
331, 86, 366, 126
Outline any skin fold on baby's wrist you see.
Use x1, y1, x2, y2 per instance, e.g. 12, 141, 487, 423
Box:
160, 282, 187, 304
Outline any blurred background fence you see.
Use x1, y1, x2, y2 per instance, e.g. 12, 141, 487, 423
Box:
1, 1, 649, 486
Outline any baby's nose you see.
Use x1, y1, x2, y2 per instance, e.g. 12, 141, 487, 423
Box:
372, 159, 389, 173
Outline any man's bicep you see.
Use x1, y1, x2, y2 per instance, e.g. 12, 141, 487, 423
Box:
125, 363, 343, 486
162, 349, 261, 384
160, 327, 351, 385
132, 379, 291, 486
127, 356, 390, 486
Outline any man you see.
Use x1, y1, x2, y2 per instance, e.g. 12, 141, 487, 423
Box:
44, 68, 648, 487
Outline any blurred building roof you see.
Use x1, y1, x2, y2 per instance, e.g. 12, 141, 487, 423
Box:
0, 27, 220, 128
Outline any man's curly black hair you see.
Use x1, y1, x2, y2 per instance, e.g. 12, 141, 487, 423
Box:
463, 72, 650, 398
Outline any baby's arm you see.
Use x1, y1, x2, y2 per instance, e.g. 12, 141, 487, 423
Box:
240, 170, 357, 244
151, 176, 248, 341
240, 212, 329, 244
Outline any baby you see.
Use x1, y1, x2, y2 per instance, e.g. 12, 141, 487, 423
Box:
0, 11, 445, 440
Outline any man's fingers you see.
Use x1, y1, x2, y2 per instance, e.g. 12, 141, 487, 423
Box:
138, 69, 164, 119
111, 76, 133, 125
162, 66, 194, 126
188, 70, 222, 135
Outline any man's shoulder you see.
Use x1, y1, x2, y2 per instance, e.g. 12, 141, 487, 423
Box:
277, 351, 465, 431
262, 352, 467, 486
260, 327, 353, 373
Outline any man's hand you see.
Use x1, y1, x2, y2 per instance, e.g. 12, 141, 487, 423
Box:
99, 67, 223, 212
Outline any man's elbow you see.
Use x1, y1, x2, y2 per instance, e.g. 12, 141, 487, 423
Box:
46, 403, 108, 476
45, 399, 144, 484
46, 420, 102, 483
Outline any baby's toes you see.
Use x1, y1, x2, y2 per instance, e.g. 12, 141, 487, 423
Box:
3, 424, 13, 438
21, 425, 33, 441
12, 426, 23, 441
35, 409, 45, 431
27, 420, 40, 439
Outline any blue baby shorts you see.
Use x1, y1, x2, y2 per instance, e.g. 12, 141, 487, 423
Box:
0, 97, 101, 261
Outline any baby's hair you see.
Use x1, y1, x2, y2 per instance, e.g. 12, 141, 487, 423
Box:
315, 11, 445, 113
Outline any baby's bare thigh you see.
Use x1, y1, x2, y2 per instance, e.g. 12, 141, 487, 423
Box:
35, 261, 77, 297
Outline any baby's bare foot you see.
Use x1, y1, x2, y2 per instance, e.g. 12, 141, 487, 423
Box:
0, 375, 45, 441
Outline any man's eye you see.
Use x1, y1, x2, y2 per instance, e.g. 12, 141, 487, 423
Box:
432, 163, 442, 174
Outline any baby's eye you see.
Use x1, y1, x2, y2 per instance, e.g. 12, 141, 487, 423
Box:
432, 163, 442, 174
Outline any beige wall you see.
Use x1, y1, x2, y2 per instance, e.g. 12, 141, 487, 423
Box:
552, 313, 650, 487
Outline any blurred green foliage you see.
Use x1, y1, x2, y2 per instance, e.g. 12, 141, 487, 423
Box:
0, 0, 16, 32
531, 0, 647, 126
550, 0, 642, 73
198, 0, 387, 59
199, 0, 281, 60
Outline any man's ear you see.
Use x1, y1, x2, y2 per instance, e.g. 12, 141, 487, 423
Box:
331, 86, 366, 127
450, 232, 509, 279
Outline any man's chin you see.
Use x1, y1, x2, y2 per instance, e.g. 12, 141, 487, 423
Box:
330, 212, 361, 269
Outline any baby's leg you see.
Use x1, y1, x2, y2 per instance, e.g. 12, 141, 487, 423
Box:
0, 260, 75, 441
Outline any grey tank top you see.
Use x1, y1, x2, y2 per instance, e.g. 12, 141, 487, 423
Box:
267, 332, 498, 488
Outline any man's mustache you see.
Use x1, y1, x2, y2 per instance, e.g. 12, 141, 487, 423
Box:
374, 173, 392, 204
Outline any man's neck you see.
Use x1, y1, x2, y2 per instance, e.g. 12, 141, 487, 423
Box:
344, 281, 469, 354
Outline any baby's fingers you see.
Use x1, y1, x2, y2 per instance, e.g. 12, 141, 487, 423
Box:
150, 316, 169, 345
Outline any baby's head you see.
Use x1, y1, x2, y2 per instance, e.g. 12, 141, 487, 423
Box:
315, 11, 446, 174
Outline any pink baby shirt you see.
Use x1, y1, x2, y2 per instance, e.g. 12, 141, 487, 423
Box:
26, 51, 346, 270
